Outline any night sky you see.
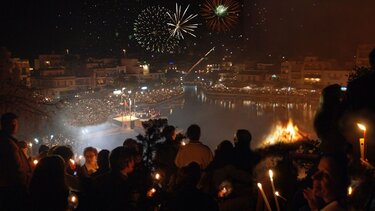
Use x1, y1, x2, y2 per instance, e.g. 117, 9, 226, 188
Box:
1, 0, 375, 61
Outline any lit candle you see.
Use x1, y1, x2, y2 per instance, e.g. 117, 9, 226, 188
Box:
33, 159, 39, 166
147, 188, 156, 197
348, 186, 353, 196
357, 123, 366, 160
155, 173, 161, 180
257, 183, 272, 211
218, 187, 228, 198
269, 170, 280, 211
275, 191, 287, 201
68, 192, 79, 208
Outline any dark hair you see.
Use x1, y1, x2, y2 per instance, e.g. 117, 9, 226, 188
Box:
110, 147, 135, 171
38, 145, 50, 154
30, 155, 69, 210
50, 146, 74, 163
1, 112, 18, 131
177, 162, 201, 187
83, 146, 98, 156
162, 125, 175, 139
97, 149, 110, 170
236, 129, 252, 144
186, 124, 201, 141
1, 112, 18, 126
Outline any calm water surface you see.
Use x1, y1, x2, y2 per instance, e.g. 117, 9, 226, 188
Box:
159, 86, 318, 150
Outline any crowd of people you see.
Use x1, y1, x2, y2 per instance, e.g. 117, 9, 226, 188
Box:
1, 50, 375, 211
60, 86, 183, 127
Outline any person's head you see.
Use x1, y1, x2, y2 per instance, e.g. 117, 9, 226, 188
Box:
50, 145, 74, 163
38, 144, 50, 155
214, 140, 234, 165
83, 147, 98, 166
176, 162, 201, 188
311, 153, 349, 203
110, 146, 135, 176
30, 155, 67, 191
234, 129, 252, 147
186, 124, 200, 141
162, 125, 176, 141
97, 149, 110, 170
320, 84, 343, 107
123, 138, 142, 164
30, 155, 68, 210
1, 112, 18, 135
369, 48, 375, 68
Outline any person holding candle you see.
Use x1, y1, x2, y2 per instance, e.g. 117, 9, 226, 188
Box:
303, 153, 349, 211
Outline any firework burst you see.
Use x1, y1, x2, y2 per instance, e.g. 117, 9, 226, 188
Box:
167, 3, 199, 39
201, 0, 241, 32
133, 6, 180, 53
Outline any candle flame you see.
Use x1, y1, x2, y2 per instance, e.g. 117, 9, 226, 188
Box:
71, 196, 76, 202
357, 123, 366, 131
69, 159, 75, 165
155, 173, 161, 180
348, 186, 353, 196
257, 183, 262, 189
275, 191, 280, 196
33, 159, 38, 165
268, 169, 274, 180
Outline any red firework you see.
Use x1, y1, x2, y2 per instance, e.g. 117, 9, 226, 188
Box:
201, 0, 241, 32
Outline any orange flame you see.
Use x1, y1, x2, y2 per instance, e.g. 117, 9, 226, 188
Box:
264, 119, 304, 145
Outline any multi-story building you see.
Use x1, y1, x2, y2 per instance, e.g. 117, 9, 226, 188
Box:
12, 58, 31, 87
281, 57, 351, 88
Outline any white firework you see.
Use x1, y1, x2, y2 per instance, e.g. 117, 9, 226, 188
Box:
167, 4, 198, 39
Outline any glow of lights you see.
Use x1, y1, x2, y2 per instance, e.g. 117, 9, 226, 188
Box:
34, 138, 39, 144
113, 90, 121, 95
141, 86, 148, 90
69, 159, 75, 165
50, 135, 54, 139
181, 141, 186, 146
167, 3, 198, 39
28, 143, 33, 148
33, 159, 38, 165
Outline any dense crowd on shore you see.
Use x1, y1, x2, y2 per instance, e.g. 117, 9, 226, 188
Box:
1, 50, 375, 211
60, 86, 183, 127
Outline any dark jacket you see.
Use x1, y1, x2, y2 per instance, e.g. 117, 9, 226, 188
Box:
0, 131, 32, 188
